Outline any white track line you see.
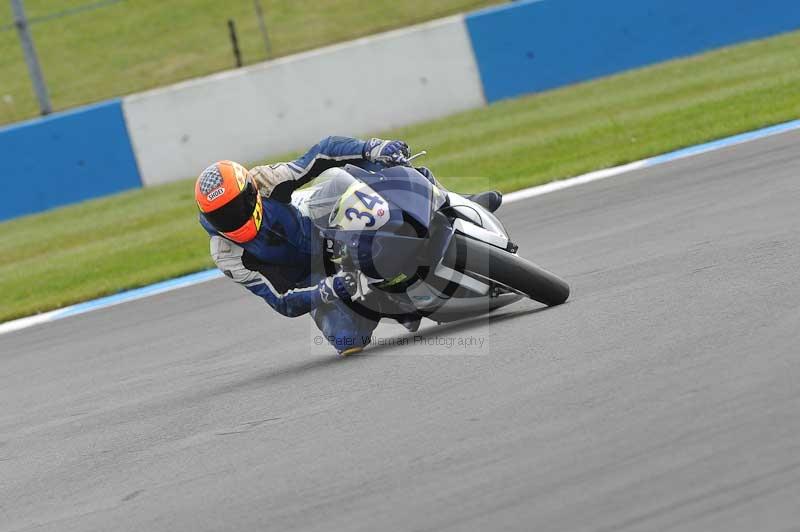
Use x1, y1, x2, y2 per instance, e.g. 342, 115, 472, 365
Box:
504, 160, 649, 204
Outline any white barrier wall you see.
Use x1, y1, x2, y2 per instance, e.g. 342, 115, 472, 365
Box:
123, 16, 485, 186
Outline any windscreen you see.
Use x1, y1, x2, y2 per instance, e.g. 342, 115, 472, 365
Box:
301, 168, 358, 227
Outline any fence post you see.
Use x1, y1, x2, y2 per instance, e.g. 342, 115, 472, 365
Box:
253, 0, 272, 58
227, 19, 243, 68
11, 0, 52, 115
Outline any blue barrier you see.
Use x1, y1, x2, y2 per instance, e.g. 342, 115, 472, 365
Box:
466, 0, 800, 102
0, 100, 141, 221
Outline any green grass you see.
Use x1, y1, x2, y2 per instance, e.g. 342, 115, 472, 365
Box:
0, 0, 502, 124
2, 30, 800, 322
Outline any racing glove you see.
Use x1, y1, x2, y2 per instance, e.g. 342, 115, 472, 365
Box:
363, 138, 410, 166
318, 272, 359, 303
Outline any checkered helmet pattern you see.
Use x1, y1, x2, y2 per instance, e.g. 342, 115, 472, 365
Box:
198, 165, 223, 194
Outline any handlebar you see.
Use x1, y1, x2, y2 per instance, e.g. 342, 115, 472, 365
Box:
406, 150, 427, 164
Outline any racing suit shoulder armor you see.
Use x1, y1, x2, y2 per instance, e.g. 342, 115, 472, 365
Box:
248, 164, 298, 201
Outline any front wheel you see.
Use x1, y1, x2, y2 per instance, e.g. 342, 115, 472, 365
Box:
444, 234, 570, 306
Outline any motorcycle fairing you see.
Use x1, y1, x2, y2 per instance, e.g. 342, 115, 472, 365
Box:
342, 165, 441, 234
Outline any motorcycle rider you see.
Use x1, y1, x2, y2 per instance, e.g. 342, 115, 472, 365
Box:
195, 135, 501, 354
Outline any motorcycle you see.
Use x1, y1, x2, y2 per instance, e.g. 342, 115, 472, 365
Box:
292, 158, 569, 325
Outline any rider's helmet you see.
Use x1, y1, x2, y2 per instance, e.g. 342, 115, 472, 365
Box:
195, 160, 263, 243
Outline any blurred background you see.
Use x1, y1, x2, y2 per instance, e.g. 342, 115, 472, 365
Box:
0, 0, 502, 124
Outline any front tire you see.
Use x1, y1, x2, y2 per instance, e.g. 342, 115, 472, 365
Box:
444, 234, 570, 306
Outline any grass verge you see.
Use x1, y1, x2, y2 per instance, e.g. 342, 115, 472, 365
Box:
1, 30, 799, 322
0, 0, 501, 124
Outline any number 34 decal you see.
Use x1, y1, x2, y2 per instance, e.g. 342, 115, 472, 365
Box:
345, 190, 385, 228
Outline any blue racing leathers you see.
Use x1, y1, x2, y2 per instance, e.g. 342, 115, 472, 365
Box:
200, 136, 375, 314
200, 136, 383, 349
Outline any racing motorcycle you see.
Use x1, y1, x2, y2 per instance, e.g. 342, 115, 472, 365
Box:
292, 159, 569, 325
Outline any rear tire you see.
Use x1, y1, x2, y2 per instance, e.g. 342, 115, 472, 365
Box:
444, 234, 570, 306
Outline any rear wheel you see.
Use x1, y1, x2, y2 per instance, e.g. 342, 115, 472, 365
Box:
444, 234, 570, 306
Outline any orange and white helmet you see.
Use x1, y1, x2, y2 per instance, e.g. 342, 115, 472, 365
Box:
195, 160, 263, 243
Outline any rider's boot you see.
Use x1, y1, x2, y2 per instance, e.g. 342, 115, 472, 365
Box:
397, 314, 421, 333
465, 191, 503, 213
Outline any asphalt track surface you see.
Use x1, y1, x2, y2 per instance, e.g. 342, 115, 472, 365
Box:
2, 131, 800, 532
